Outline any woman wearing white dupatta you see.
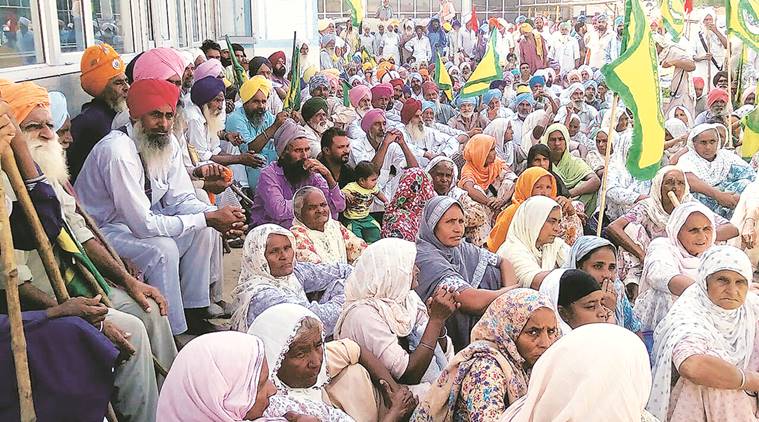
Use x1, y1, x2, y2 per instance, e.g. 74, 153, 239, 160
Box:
648, 246, 759, 421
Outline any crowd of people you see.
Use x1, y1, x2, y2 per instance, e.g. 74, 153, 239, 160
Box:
1, 1, 759, 421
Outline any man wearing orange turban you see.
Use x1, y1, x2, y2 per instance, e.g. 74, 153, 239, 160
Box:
69, 43, 128, 181
75, 78, 247, 340
4, 79, 178, 422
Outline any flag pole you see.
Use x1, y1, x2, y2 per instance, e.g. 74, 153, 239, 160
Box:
726, 35, 732, 111
596, 95, 620, 237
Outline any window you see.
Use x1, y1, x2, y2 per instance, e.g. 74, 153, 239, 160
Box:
190, 0, 201, 42
57, 0, 85, 53
0, 0, 43, 68
218, 0, 252, 37
92, 0, 134, 53
175, 0, 187, 47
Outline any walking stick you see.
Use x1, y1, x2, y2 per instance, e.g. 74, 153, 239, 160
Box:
596, 95, 620, 237
0, 162, 36, 421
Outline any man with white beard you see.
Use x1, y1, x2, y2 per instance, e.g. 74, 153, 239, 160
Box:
300, 97, 332, 158
75, 79, 247, 337
448, 96, 486, 132
346, 84, 373, 140
3, 81, 176, 422
400, 100, 460, 162
509, 92, 536, 151
556, 82, 598, 135
420, 100, 468, 143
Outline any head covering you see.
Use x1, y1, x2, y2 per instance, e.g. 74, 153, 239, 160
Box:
273, 118, 309, 155
194, 58, 224, 81
487, 167, 556, 252
1, 82, 50, 124
693, 76, 705, 89
300, 97, 328, 122
459, 134, 505, 190
80, 43, 125, 97
133, 47, 185, 81
126, 79, 179, 120
389, 78, 404, 88
664, 117, 689, 139
648, 245, 755, 420
268, 51, 286, 65
482, 89, 502, 107
633, 165, 694, 235
239, 75, 272, 104
666, 105, 693, 127
371, 83, 393, 99
360, 108, 385, 134
401, 99, 422, 124
456, 96, 478, 107
513, 92, 536, 108
528, 75, 545, 88
308, 74, 330, 93
190, 76, 225, 107
539, 123, 593, 188
556, 269, 601, 308
520, 23, 534, 33
156, 332, 274, 421
424, 157, 463, 198
48, 91, 69, 132
414, 289, 559, 421
678, 123, 749, 187
502, 324, 651, 422
483, 117, 515, 165
707, 88, 729, 107
421, 81, 438, 95
381, 168, 436, 241
247, 57, 272, 78
348, 85, 371, 108
335, 238, 422, 337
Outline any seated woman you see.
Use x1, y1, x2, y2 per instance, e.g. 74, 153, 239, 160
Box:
249, 303, 417, 422
502, 324, 656, 421
157, 332, 282, 420
539, 123, 601, 212
290, 187, 366, 265
584, 127, 610, 180
412, 289, 560, 422
633, 202, 716, 334
381, 167, 435, 241
426, 156, 490, 246
648, 246, 759, 422
526, 143, 570, 197
678, 123, 756, 219
498, 196, 569, 290
415, 196, 515, 351
457, 134, 517, 224
607, 166, 736, 295
335, 238, 458, 396
601, 129, 652, 223
664, 117, 689, 158
668, 104, 693, 128
539, 269, 613, 333
487, 167, 583, 253
230, 224, 350, 335
730, 181, 759, 271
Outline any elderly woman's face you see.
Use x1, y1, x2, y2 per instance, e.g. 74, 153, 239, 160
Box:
434, 204, 465, 247
536, 207, 562, 248
429, 162, 454, 195
264, 234, 295, 277
568, 118, 581, 137
661, 170, 686, 206
706, 269, 748, 310
674, 108, 688, 124
278, 319, 324, 388
559, 290, 608, 329
245, 358, 278, 420
515, 307, 559, 366
531, 175, 554, 197
300, 190, 330, 231
677, 212, 714, 256
693, 130, 719, 161
595, 131, 609, 155
485, 144, 497, 166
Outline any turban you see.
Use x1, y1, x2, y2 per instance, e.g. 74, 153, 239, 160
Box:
303, 65, 318, 83
597, 13, 609, 23
707, 88, 729, 107
360, 109, 386, 134
321, 33, 336, 46
274, 119, 309, 155
422, 81, 439, 94
515, 85, 531, 95
516, 15, 527, 25
520, 23, 533, 34
240, 75, 272, 103
513, 92, 536, 107
268, 51, 286, 65
457, 96, 478, 107
301, 97, 328, 122
559, 21, 572, 31
482, 89, 502, 106
1, 82, 49, 124
693, 76, 705, 89
191, 76, 225, 107
127, 79, 179, 120
362, 62, 373, 72
48, 91, 69, 132
125, 52, 144, 84
712, 71, 727, 87
194, 59, 223, 81
178, 50, 195, 69
528, 75, 546, 88
419, 68, 429, 79
370, 83, 393, 99
376, 67, 390, 83
80, 43, 125, 97
348, 75, 364, 86
409, 72, 423, 83
583, 79, 598, 90
249, 56, 272, 77
389, 78, 405, 88
401, 99, 422, 125
309, 74, 330, 92
614, 16, 624, 26
452, 18, 461, 28
349, 85, 371, 107
317, 19, 330, 31
133, 47, 185, 82
421, 100, 438, 113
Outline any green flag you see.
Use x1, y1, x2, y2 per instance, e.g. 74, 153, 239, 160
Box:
460, 30, 502, 98
726, 0, 759, 51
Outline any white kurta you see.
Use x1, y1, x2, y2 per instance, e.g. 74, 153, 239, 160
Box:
405, 36, 432, 63
400, 126, 459, 159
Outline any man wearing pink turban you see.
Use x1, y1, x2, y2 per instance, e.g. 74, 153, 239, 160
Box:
193, 58, 225, 81
349, 85, 372, 115
133, 47, 186, 83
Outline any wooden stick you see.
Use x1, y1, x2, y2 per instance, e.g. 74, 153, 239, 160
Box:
596, 95, 620, 237
726, 35, 733, 111
667, 190, 681, 208
1, 152, 69, 304
0, 162, 37, 421
106, 403, 118, 422
75, 204, 125, 268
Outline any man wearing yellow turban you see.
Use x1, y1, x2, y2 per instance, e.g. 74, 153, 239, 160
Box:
226, 75, 289, 189
68, 43, 128, 181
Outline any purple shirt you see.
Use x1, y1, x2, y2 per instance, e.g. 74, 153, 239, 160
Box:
250, 162, 346, 228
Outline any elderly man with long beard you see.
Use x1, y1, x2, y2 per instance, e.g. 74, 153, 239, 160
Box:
421, 81, 456, 124
448, 96, 486, 132
249, 119, 345, 228
556, 83, 597, 135
75, 79, 247, 337
2, 81, 176, 422
300, 97, 332, 158
69, 43, 128, 181
400, 99, 459, 163
420, 100, 469, 143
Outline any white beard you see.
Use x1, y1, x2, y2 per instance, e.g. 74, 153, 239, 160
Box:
356, 105, 372, 118
461, 111, 474, 119
133, 121, 174, 180
311, 120, 332, 135
202, 104, 225, 140
106, 97, 128, 114
406, 122, 425, 141
27, 134, 69, 185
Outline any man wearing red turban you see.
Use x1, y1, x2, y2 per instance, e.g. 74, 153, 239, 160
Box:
399, 98, 459, 161
75, 78, 247, 337
268, 50, 290, 98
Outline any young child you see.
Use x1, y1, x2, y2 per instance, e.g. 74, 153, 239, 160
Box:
341, 161, 387, 243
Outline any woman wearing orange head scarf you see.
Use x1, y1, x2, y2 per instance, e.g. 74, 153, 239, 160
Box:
459, 134, 516, 227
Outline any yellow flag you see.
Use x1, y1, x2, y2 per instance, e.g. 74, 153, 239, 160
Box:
344, 0, 364, 26
740, 107, 759, 158
660, 0, 685, 41
461, 30, 502, 98
434, 53, 453, 101
726, 0, 759, 51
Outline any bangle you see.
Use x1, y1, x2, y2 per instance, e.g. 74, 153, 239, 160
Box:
438, 326, 448, 339
418, 341, 435, 352
738, 367, 746, 390
99, 321, 105, 332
